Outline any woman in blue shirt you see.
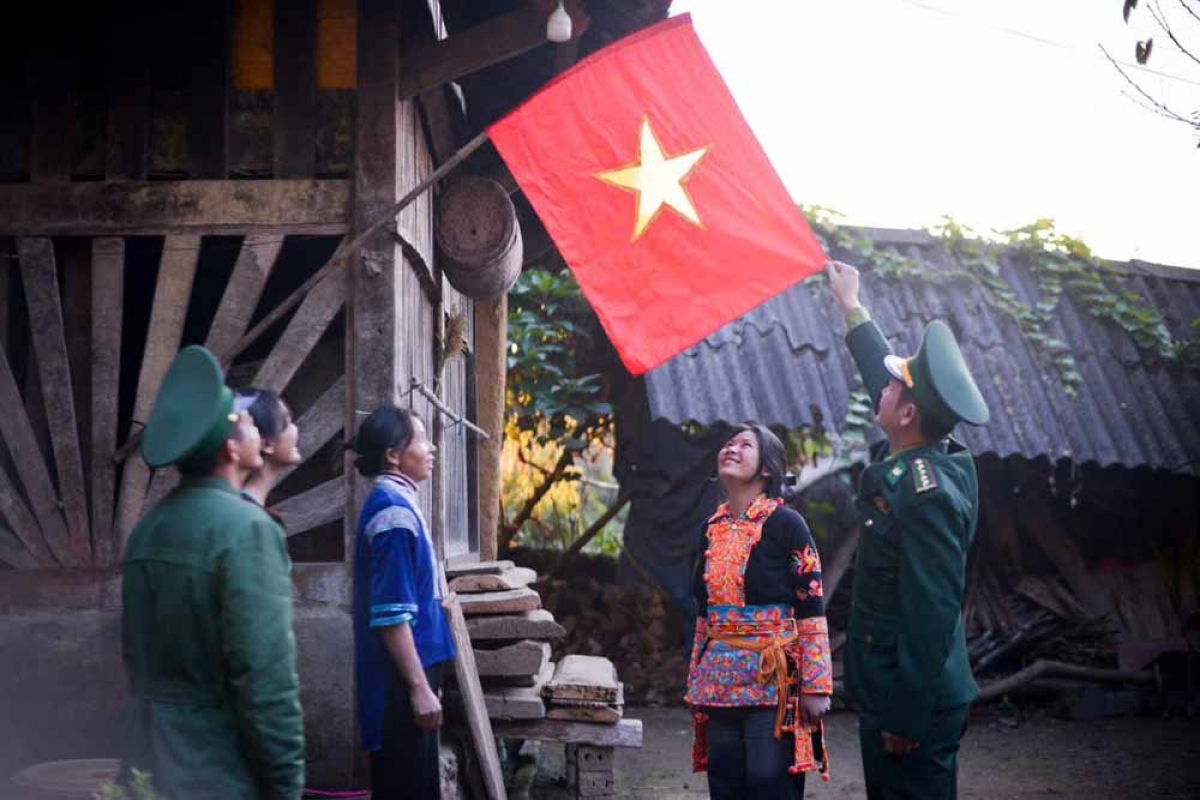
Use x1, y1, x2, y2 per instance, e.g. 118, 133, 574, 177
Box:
349, 404, 456, 800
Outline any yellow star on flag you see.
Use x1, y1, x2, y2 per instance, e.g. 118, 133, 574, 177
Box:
595, 119, 710, 241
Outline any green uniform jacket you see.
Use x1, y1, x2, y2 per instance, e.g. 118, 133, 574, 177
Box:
843, 320, 980, 743
121, 476, 305, 800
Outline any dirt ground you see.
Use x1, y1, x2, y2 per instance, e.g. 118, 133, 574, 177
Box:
531, 706, 1200, 799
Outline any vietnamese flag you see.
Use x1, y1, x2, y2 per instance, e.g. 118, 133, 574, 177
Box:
488, 14, 826, 376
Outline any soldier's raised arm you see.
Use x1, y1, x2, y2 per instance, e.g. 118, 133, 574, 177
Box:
826, 260, 893, 412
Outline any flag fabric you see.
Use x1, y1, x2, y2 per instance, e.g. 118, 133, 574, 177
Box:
488, 14, 827, 376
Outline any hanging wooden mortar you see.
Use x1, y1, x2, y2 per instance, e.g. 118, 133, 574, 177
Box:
435, 175, 524, 300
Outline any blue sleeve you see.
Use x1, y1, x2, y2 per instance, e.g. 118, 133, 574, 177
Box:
366, 506, 422, 629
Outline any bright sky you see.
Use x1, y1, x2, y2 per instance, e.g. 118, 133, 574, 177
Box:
671, 0, 1200, 268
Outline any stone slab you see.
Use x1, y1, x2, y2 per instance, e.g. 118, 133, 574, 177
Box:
459, 587, 541, 616
474, 639, 551, 677
543, 655, 619, 703
446, 559, 515, 578
450, 566, 538, 594
464, 609, 565, 641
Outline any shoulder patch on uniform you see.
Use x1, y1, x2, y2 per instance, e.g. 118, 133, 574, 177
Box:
911, 458, 939, 494
884, 460, 908, 488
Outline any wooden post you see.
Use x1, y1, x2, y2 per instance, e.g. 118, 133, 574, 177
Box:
91, 238, 124, 564
474, 294, 506, 561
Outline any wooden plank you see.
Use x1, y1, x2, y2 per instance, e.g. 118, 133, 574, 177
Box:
543, 656, 618, 703
60, 242, 92, 505
0, 347, 70, 565
17, 238, 91, 564
204, 234, 285, 356
464, 608, 565, 642
448, 595, 509, 800
397, 3, 589, 99
274, 0, 318, 178
277, 374, 345, 485
190, 0, 232, 178
113, 236, 200, 542
546, 684, 624, 724
446, 559, 514, 577
252, 268, 345, 393
277, 477, 345, 536
0, 524, 38, 569
473, 640, 550, 678
0, 180, 351, 236
459, 587, 542, 617
450, 660, 552, 721
490, 718, 643, 749
0, 466, 48, 567
450, 566, 537, 593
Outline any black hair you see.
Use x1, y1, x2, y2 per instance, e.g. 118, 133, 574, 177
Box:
896, 385, 955, 442
346, 403, 418, 478
726, 422, 790, 498
236, 388, 289, 440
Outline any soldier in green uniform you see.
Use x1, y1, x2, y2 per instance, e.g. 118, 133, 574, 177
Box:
120, 346, 305, 800
826, 261, 990, 800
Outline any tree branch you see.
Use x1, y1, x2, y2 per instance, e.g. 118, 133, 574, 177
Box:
544, 491, 631, 580
1149, 0, 1200, 65
1100, 44, 1197, 125
978, 659, 1154, 703
499, 446, 575, 554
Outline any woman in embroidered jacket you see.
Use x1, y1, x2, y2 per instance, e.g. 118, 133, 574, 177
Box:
686, 424, 834, 799
350, 405, 457, 800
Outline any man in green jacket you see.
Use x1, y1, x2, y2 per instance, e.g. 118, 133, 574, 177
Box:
120, 346, 305, 799
826, 261, 990, 800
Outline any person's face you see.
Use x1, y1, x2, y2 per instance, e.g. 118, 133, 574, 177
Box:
717, 430, 763, 488
262, 401, 302, 466
394, 417, 436, 484
231, 411, 264, 471
876, 378, 917, 439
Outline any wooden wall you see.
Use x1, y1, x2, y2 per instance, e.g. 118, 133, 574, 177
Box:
0, 0, 481, 574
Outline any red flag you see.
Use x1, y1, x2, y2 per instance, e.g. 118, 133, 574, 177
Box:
488, 14, 826, 376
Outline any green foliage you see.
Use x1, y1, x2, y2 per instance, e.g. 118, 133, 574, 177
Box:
802, 207, 1199, 408
507, 268, 612, 444
96, 771, 166, 800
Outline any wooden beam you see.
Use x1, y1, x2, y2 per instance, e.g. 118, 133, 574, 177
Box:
0, 180, 351, 236
0, 524, 39, 570
397, 3, 588, 100
205, 234, 285, 356
189, 0, 232, 178
276, 374, 345, 487
252, 268, 345, 393
473, 295, 506, 561
274, 0, 318, 178
113, 236, 200, 542
17, 238, 92, 564
276, 477, 345, 536
347, 0, 404, 578
90, 238, 124, 565
489, 718, 643, 749
0, 347, 70, 566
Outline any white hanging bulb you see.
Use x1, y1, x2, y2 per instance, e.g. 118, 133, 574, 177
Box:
547, 1, 572, 43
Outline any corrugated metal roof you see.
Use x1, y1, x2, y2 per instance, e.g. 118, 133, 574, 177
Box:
644, 228, 1200, 473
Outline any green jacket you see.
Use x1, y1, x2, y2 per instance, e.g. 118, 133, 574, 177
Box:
843, 319, 980, 742
121, 476, 305, 800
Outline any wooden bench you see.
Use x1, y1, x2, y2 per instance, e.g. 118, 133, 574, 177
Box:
491, 718, 643, 799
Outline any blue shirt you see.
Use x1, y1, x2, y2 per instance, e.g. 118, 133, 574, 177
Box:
352, 473, 456, 751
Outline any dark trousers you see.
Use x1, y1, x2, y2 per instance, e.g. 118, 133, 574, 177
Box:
705, 707, 807, 800
370, 662, 445, 800
859, 704, 970, 800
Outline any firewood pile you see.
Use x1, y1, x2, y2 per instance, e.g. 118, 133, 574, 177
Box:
447, 560, 639, 724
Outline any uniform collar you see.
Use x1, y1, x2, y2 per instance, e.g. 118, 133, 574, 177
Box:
180, 475, 238, 495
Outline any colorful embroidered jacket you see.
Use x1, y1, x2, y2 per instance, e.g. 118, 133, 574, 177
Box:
685, 495, 833, 776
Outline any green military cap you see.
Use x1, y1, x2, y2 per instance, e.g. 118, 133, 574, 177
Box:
142, 346, 240, 469
883, 320, 989, 427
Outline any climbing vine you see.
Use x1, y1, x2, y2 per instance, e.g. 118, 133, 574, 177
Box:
803, 207, 1199, 406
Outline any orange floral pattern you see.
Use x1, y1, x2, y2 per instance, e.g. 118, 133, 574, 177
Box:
703, 496, 780, 606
